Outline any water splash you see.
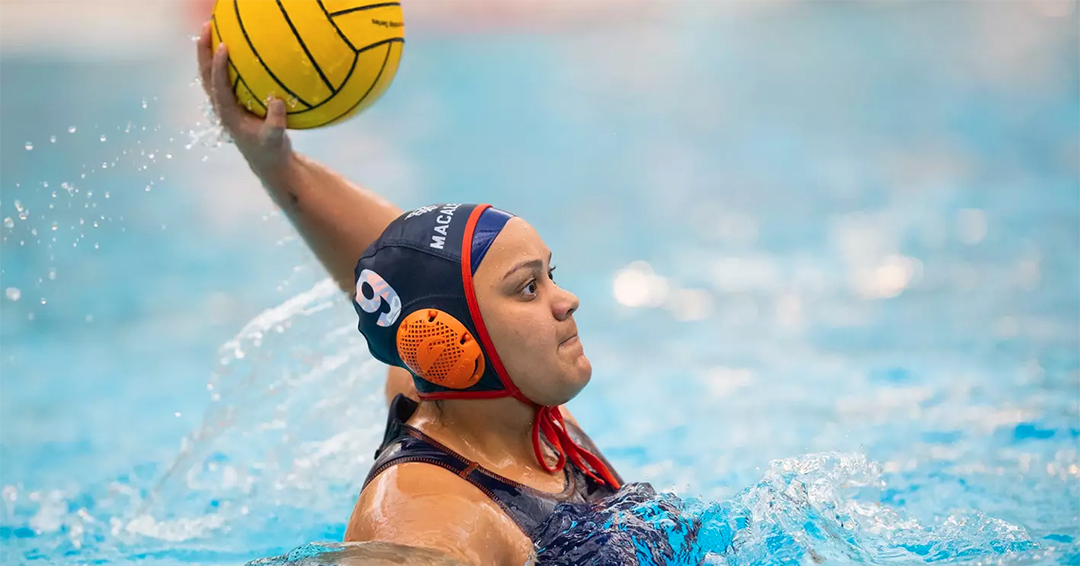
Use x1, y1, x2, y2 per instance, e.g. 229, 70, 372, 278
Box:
529, 452, 1044, 566
137, 279, 384, 523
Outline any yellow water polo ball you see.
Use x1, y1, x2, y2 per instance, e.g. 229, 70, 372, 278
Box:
210, 0, 405, 129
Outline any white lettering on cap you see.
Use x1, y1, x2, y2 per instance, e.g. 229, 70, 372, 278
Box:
429, 203, 461, 250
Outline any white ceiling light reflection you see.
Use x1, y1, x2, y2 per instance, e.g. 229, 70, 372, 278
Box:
612, 261, 669, 308
708, 256, 779, 293
700, 366, 754, 399
852, 254, 923, 299
957, 209, 987, 245
665, 288, 715, 322
776, 293, 803, 328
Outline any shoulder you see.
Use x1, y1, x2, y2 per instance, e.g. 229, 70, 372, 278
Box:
345, 462, 533, 566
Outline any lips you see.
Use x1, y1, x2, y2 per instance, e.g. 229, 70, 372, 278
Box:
558, 332, 579, 348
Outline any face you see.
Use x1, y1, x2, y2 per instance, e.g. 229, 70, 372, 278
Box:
472, 218, 591, 406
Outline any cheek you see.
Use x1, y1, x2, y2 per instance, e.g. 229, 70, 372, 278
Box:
484, 308, 555, 370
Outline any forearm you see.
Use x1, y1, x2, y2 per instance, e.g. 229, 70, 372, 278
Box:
255, 152, 402, 293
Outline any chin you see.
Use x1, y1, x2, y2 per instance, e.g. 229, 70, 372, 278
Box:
561, 356, 593, 400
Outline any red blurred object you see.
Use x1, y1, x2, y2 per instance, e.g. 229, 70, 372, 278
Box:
188, 0, 214, 26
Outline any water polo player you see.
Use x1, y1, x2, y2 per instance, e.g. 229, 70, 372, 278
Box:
197, 25, 624, 565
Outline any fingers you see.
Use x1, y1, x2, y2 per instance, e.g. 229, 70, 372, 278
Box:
196, 21, 214, 99
262, 98, 288, 140
210, 43, 240, 122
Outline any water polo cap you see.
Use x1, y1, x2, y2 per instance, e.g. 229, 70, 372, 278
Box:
353, 203, 621, 490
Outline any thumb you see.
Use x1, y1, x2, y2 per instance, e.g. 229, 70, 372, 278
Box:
262, 98, 288, 141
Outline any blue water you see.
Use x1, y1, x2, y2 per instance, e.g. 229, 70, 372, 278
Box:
2, 2, 1078, 565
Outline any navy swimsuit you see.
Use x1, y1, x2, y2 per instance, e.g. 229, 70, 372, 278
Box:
363, 394, 622, 538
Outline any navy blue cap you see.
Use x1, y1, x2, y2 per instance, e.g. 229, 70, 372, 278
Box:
353, 203, 515, 397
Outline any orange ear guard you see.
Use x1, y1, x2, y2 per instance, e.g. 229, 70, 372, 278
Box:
396, 309, 486, 389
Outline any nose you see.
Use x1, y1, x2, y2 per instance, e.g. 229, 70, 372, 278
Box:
553, 287, 579, 321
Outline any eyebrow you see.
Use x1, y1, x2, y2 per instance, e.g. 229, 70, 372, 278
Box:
502, 252, 553, 281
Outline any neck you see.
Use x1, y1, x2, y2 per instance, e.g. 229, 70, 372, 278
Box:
411, 395, 551, 469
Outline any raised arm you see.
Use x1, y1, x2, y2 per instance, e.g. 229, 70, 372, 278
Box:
197, 23, 416, 403
196, 22, 400, 294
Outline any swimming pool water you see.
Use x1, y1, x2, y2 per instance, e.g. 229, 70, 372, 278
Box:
2, 2, 1077, 565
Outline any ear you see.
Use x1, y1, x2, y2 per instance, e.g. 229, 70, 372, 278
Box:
397, 309, 486, 390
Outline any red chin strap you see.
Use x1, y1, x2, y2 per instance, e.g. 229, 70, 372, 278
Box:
446, 204, 622, 491
531, 405, 623, 489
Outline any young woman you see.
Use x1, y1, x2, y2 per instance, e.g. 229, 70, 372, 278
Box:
197, 25, 623, 566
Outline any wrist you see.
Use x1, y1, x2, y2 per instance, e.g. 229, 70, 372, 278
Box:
249, 150, 303, 205
247, 147, 297, 182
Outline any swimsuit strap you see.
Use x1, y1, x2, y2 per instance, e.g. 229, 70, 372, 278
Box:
362, 394, 619, 537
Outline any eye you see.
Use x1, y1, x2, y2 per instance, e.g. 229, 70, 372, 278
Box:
522, 280, 538, 297
548, 264, 557, 283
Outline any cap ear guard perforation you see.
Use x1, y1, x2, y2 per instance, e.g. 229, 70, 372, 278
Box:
396, 309, 486, 390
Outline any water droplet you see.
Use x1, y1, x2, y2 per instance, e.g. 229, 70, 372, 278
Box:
141, 99, 148, 109
5, 288, 20, 301
92, 221, 99, 228
104, 192, 110, 199
68, 126, 77, 134
49, 136, 57, 144
14, 201, 23, 213
165, 153, 173, 160
99, 135, 107, 142
101, 163, 108, 169
41, 181, 48, 188
93, 243, 99, 249
145, 186, 152, 192
3, 218, 12, 229
24, 142, 33, 151
148, 153, 156, 160
40, 298, 46, 305
29, 228, 37, 236
201, 155, 209, 162
50, 222, 58, 231
47, 268, 56, 280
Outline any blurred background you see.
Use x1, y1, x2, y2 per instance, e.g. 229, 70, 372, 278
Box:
1, 1, 1077, 565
